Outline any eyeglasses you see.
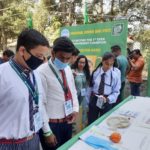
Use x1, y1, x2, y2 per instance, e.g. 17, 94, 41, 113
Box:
78, 61, 86, 64
26, 49, 46, 60
104, 63, 114, 66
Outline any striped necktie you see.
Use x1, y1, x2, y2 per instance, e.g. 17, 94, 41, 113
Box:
98, 73, 105, 95
26, 73, 35, 131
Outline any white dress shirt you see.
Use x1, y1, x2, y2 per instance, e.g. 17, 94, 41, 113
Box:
37, 59, 79, 119
0, 62, 51, 139
90, 67, 121, 104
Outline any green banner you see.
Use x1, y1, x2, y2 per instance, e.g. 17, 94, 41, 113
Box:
60, 20, 128, 67
27, 13, 33, 29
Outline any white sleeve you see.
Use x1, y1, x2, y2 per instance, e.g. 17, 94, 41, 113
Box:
108, 70, 121, 104
41, 98, 52, 134
37, 69, 52, 134
69, 69, 79, 112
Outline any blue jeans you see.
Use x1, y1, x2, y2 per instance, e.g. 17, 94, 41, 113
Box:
130, 82, 141, 96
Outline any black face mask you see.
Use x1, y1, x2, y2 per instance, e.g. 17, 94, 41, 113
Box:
23, 51, 44, 70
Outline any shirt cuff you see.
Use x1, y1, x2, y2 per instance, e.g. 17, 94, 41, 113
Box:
42, 122, 52, 134
73, 106, 79, 112
107, 96, 116, 104
43, 131, 53, 137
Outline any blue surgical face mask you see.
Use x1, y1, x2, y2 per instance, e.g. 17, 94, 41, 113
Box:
53, 58, 68, 70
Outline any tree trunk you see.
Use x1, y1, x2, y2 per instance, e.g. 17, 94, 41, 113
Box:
0, 34, 3, 51
1, 29, 7, 51
99, 0, 104, 22
110, 0, 115, 21
60, 0, 66, 23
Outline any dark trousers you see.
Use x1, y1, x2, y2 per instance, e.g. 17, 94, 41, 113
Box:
130, 82, 141, 96
88, 95, 112, 125
118, 81, 125, 102
39, 122, 72, 150
0, 134, 39, 150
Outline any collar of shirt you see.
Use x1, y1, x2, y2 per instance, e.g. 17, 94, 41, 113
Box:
49, 58, 62, 74
49, 58, 70, 79
100, 67, 112, 77
75, 69, 84, 76
100, 67, 113, 86
49, 58, 66, 85
11, 58, 31, 77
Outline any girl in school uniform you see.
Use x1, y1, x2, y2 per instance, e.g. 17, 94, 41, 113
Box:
88, 52, 121, 124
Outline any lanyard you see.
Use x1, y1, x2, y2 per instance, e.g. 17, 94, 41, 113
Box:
75, 70, 87, 88
48, 61, 67, 94
105, 72, 113, 86
95, 68, 113, 87
9, 59, 39, 105
80, 72, 87, 88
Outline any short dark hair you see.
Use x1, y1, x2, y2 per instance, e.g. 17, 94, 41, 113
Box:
72, 48, 80, 56
102, 52, 115, 61
16, 28, 49, 52
90, 52, 115, 87
111, 45, 121, 52
53, 37, 76, 53
132, 49, 142, 56
3, 49, 14, 57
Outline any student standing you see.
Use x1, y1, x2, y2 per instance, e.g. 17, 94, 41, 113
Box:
127, 49, 145, 96
38, 37, 79, 150
0, 29, 55, 150
88, 52, 121, 124
111, 45, 129, 104
72, 55, 90, 129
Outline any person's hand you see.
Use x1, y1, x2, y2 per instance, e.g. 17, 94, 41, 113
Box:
72, 71, 78, 77
96, 95, 107, 103
101, 96, 107, 103
66, 112, 78, 124
128, 58, 133, 64
44, 134, 57, 147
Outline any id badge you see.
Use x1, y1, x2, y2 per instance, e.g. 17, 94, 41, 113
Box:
34, 112, 43, 132
96, 97, 104, 109
81, 88, 86, 96
64, 100, 73, 116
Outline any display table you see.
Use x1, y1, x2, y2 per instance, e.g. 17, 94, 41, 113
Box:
57, 96, 150, 150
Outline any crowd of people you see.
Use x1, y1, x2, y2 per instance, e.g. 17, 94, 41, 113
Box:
0, 28, 145, 150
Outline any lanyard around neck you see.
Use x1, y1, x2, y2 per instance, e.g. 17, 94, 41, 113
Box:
75, 70, 87, 88
96, 68, 113, 87
9, 59, 39, 105
48, 61, 67, 93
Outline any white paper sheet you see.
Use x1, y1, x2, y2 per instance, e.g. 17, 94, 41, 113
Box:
122, 129, 150, 150
68, 140, 95, 150
79, 125, 112, 141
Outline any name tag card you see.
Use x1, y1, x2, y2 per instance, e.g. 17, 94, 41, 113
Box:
96, 96, 104, 109
81, 88, 86, 96
64, 100, 73, 116
34, 112, 43, 132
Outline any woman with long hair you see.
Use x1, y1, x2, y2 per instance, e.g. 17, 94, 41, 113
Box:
88, 52, 121, 124
72, 55, 90, 129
